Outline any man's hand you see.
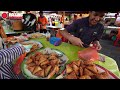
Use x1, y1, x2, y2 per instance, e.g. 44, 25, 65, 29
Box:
69, 36, 84, 47
93, 41, 102, 50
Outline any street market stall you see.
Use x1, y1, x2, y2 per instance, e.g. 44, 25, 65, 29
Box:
1, 11, 120, 79
5, 33, 120, 79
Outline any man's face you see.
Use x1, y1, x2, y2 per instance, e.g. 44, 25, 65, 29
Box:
89, 11, 104, 26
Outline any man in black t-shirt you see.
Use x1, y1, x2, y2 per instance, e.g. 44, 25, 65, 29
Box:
22, 11, 37, 32
60, 11, 105, 50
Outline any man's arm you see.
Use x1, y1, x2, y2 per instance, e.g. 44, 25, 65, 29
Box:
60, 29, 84, 47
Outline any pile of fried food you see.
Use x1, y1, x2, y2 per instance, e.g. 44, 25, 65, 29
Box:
26, 52, 61, 79
63, 60, 110, 79
20, 42, 40, 52
30, 33, 43, 39
30, 44, 40, 52
6, 37, 19, 44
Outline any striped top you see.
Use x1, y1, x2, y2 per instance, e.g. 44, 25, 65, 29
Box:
0, 46, 25, 79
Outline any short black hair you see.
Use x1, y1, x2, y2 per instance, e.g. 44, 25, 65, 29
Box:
39, 11, 43, 14
90, 11, 106, 17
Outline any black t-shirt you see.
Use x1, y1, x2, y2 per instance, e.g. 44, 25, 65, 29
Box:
66, 17, 104, 47
23, 13, 37, 30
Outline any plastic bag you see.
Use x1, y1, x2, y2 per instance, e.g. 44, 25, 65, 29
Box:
78, 47, 99, 62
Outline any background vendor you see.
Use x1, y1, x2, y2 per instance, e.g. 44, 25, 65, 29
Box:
60, 11, 105, 50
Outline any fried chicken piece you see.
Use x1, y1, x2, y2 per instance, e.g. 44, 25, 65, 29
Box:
65, 71, 78, 79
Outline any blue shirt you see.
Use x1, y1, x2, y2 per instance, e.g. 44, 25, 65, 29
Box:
66, 17, 104, 47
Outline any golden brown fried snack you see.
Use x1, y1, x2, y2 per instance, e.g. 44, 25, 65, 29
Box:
66, 64, 73, 74
27, 66, 36, 73
45, 65, 52, 77
95, 71, 110, 79
26, 59, 33, 65
65, 71, 78, 79
27, 62, 36, 67
38, 57, 47, 65
36, 61, 41, 66
86, 65, 99, 74
32, 66, 42, 74
84, 60, 94, 66
30, 55, 34, 60
35, 56, 40, 61
72, 64, 79, 76
35, 69, 45, 77
80, 61, 86, 68
49, 55, 57, 60
47, 65, 57, 79
40, 60, 49, 66
55, 65, 60, 74
40, 65, 48, 69
50, 59, 59, 66
84, 68, 94, 76
72, 60, 81, 67
35, 52, 43, 56
79, 75, 91, 79
79, 66, 83, 76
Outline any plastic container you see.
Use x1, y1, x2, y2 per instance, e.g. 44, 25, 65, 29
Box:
49, 37, 62, 46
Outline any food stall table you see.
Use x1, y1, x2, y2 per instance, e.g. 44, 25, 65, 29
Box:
3, 26, 34, 36
47, 26, 62, 37
31, 37, 120, 78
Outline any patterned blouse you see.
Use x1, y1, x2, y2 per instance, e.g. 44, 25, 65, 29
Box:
0, 46, 25, 79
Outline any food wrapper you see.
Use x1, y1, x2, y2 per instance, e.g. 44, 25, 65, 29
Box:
78, 47, 99, 62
